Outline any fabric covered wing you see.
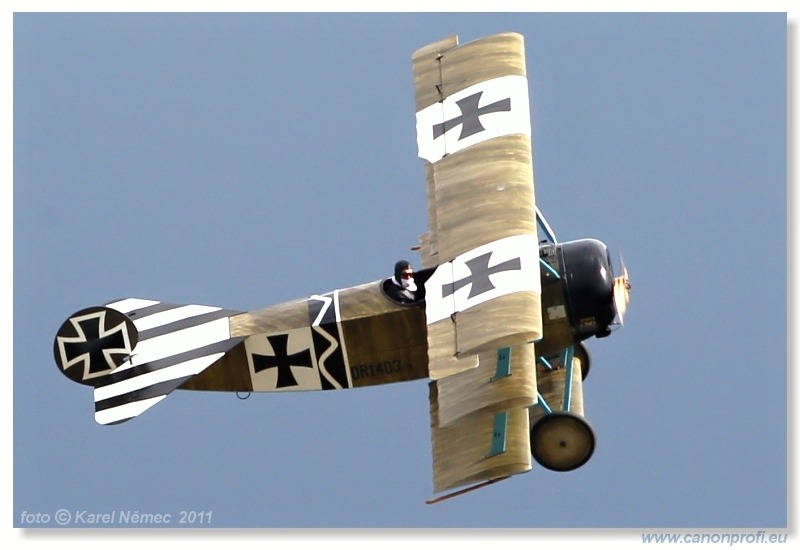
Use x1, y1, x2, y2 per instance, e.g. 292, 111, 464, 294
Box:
413, 31, 544, 496
413, 32, 536, 266
412, 32, 542, 379
429, 343, 537, 493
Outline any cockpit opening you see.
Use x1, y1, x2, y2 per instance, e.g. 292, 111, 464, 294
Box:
380, 261, 433, 306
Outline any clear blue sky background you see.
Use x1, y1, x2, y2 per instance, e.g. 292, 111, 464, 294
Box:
10, 9, 790, 534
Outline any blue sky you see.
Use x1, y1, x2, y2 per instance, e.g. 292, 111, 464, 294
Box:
8, 5, 793, 540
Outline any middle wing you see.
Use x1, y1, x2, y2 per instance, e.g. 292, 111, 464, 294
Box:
412, 33, 543, 496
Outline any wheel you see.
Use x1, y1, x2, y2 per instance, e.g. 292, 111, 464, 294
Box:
530, 411, 595, 472
573, 342, 591, 380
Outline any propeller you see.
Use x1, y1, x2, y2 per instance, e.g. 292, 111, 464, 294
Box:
612, 254, 631, 325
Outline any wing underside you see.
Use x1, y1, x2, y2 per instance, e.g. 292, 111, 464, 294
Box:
429, 343, 537, 493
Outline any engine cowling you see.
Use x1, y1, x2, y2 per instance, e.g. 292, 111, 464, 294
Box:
540, 238, 617, 342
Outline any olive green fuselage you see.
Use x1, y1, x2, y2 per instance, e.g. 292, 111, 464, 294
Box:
179, 270, 574, 394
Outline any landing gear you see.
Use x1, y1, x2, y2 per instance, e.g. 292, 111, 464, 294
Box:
530, 344, 596, 471
530, 411, 595, 472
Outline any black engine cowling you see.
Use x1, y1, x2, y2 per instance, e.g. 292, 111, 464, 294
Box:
541, 238, 616, 341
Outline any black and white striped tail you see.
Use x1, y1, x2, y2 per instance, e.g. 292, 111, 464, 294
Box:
54, 298, 243, 425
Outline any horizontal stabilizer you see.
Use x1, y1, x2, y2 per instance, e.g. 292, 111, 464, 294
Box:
54, 298, 243, 424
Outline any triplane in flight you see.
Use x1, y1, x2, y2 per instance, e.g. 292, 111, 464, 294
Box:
54, 32, 631, 502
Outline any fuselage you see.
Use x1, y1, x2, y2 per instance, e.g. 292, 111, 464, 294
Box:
179, 238, 617, 394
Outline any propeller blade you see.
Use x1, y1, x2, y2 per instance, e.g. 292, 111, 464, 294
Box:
612, 255, 631, 325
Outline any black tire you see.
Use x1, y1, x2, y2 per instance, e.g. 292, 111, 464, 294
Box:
574, 342, 591, 380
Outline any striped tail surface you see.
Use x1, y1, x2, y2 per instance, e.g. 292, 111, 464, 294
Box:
54, 298, 243, 424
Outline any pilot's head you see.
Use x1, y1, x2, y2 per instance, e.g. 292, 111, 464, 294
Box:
394, 260, 414, 288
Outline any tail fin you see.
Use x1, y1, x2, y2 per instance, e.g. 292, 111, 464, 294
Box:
54, 298, 243, 424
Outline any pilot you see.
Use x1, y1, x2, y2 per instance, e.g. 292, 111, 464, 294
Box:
385, 260, 418, 304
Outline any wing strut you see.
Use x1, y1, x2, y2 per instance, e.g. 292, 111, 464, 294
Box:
536, 206, 557, 243
425, 476, 510, 505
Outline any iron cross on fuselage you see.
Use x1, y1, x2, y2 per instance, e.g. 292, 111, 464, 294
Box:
251, 333, 314, 389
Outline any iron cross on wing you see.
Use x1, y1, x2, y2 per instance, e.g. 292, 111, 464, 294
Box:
442, 251, 522, 299
432, 91, 511, 141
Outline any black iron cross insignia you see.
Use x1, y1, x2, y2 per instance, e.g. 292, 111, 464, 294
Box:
432, 91, 511, 141
58, 312, 131, 379
252, 334, 314, 388
442, 252, 522, 300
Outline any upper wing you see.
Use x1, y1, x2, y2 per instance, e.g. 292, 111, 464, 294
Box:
412, 33, 543, 496
414, 32, 536, 267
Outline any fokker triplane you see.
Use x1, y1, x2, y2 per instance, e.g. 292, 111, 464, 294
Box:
53, 32, 631, 502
